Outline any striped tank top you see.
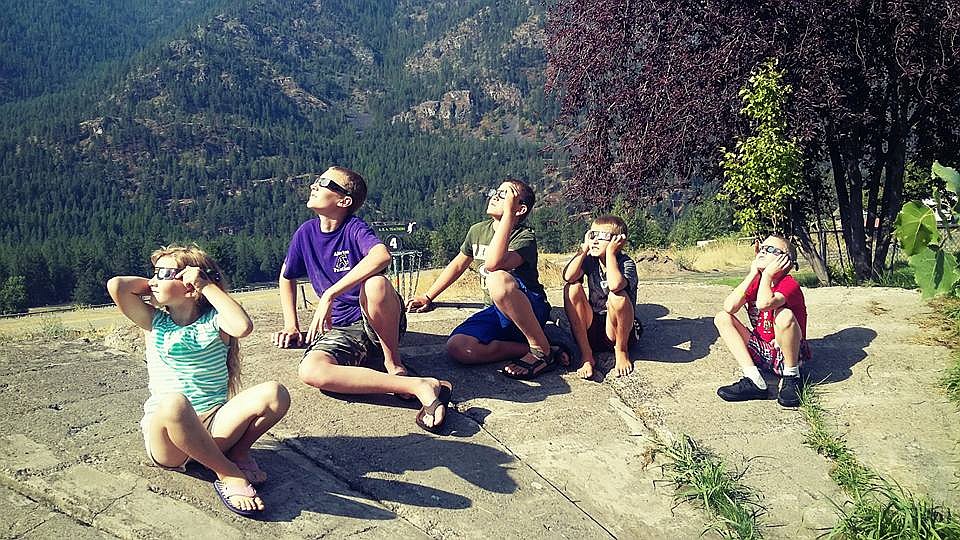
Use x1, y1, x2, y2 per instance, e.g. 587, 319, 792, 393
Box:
143, 308, 229, 418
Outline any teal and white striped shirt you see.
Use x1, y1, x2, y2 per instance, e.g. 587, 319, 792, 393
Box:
143, 309, 229, 418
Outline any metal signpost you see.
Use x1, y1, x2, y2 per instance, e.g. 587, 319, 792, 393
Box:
371, 221, 423, 301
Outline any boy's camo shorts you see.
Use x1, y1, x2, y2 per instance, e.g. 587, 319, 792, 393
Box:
302, 308, 407, 367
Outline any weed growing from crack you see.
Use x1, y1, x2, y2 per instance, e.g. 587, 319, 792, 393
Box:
656, 434, 765, 539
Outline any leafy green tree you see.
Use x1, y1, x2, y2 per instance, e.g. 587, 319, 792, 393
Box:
894, 162, 960, 298
0, 275, 28, 314
719, 60, 828, 282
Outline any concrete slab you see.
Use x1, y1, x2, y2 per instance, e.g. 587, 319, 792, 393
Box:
0, 282, 956, 539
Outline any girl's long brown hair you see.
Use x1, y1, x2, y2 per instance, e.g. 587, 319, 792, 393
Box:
150, 244, 241, 396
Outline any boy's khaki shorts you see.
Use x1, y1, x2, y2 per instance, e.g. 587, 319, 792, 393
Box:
302, 306, 407, 367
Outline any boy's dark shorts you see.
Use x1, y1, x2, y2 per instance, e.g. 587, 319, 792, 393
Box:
303, 308, 407, 367
587, 313, 643, 352
450, 278, 551, 345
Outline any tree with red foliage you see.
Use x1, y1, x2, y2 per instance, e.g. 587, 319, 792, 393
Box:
546, 0, 960, 281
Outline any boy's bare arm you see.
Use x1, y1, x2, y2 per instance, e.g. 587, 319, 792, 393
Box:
722, 268, 760, 314
483, 188, 522, 272
755, 254, 792, 310
604, 234, 628, 292
562, 232, 592, 283
325, 243, 392, 299
408, 252, 472, 311
106, 276, 155, 330
276, 264, 302, 348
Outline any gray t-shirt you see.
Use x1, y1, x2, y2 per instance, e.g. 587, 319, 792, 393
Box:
581, 253, 639, 314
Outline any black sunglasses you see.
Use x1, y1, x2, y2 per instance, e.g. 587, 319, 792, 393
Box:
314, 176, 352, 196
152, 267, 221, 282
758, 244, 789, 258
152, 267, 180, 280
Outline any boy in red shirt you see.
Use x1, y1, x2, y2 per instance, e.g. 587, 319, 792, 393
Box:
715, 235, 811, 407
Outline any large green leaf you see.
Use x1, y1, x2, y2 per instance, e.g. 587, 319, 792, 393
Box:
908, 246, 960, 299
934, 161, 960, 195
894, 201, 939, 256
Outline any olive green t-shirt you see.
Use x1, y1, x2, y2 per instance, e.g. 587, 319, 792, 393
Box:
460, 219, 544, 304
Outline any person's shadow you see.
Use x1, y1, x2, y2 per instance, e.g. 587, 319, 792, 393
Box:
632, 304, 719, 364
183, 433, 516, 522
804, 326, 877, 384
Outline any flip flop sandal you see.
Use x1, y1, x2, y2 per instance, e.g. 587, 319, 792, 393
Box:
415, 383, 452, 434
213, 479, 260, 517
499, 349, 556, 380
234, 457, 267, 485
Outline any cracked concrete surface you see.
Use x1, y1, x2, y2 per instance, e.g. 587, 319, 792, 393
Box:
0, 283, 957, 539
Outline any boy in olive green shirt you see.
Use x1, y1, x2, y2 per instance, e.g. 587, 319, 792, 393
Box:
407, 178, 562, 379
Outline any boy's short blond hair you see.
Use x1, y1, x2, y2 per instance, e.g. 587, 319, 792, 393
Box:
329, 166, 367, 215
593, 214, 627, 236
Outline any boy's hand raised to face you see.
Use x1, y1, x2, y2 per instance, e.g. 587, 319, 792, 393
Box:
605, 234, 627, 256
762, 254, 792, 277
501, 185, 522, 217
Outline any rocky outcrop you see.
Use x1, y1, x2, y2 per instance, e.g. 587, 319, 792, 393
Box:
391, 90, 474, 130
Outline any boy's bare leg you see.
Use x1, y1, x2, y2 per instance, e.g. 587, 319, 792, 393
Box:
714, 311, 756, 371
147, 394, 263, 511
486, 270, 551, 376
446, 334, 530, 364
774, 308, 802, 370
299, 352, 449, 428
564, 282, 596, 378
210, 381, 291, 484
605, 291, 635, 377
360, 275, 405, 375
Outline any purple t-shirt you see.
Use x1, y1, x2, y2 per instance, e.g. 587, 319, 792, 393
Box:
282, 215, 382, 327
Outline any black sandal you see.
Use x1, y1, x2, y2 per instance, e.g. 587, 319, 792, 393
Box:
500, 348, 557, 380
415, 383, 453, 434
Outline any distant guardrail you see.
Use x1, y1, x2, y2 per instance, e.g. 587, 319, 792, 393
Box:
0, 282, 280, 320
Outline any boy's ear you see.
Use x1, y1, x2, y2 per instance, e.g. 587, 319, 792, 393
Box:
515, 203, 528, 217
337, 196, 353, 210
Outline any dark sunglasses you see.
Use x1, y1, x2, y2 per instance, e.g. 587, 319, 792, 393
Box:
487, 188, 512, 200
587, 230, 615, 241
152, 267, 180, 280
758, 244, 789, 257
152, 267, 222, 282
314, 176, 352, 196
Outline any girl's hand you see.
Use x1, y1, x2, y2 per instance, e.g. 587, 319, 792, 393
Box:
177, 266, 213, 295
305, 292, 334, 344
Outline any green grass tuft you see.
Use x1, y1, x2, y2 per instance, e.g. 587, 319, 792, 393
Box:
800, 382, 960, 538
657, 434, 765, 539
828, 480, 960, 540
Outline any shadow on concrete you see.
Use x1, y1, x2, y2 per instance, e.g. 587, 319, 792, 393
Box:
263, 433, 518, 516
805, 326, 877, 384
550, 303, 718, 371
399, 330, 575, 405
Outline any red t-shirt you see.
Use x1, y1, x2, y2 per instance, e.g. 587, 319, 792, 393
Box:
744, 274, 807, 342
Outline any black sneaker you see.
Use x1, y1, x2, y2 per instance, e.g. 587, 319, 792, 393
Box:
717, 377, 767, 402
777, 376, 802, 407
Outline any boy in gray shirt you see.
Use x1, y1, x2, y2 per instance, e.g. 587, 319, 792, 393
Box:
562, 215, 642, 379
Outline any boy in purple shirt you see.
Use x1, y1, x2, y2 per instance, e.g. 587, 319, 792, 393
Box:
273, 166, 452, 433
